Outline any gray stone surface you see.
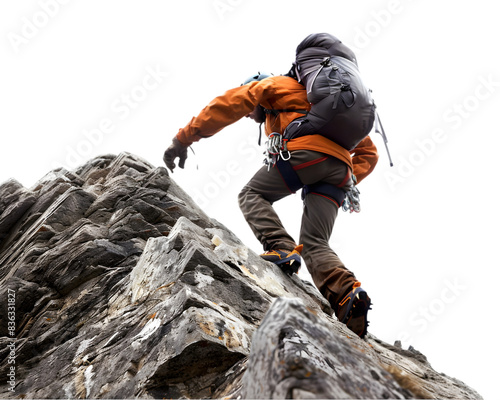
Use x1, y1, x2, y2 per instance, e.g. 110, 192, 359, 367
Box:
0, 152, 483, 399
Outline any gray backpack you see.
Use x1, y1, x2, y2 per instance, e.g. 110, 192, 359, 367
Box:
284, 33, 375, 151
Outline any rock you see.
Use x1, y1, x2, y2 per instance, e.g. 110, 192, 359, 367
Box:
0, 179, 38, 244
241, 297, 414, 399
0, 152, 483, 399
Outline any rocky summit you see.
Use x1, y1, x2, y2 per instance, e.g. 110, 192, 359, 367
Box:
0, 153, 482, 399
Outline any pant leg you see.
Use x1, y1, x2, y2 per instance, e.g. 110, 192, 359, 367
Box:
238, 164, 297, 252
299, 190, 357, 312
293, 152, 357, 311
239, 150, 358, 311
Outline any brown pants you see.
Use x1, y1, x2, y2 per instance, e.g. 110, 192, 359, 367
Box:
238, 150, 357, 313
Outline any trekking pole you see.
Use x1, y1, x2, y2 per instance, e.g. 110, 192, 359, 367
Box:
374, 110, 394, 167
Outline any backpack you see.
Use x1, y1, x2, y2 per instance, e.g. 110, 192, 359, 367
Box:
284, 33, 375, 151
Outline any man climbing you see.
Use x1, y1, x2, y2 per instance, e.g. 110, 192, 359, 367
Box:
164, 34, 379, 338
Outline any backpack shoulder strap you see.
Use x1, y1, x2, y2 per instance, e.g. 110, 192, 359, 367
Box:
263, 108, 308, 117
256, 109, 308, 146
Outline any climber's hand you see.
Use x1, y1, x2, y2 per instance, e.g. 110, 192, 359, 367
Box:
163, 137, 188, 172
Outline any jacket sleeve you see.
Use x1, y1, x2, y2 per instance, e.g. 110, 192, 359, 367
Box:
350, 136, 379, 184
176, 81, 275, 145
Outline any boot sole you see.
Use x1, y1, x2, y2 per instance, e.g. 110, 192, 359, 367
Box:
343, 291, 371, 338
261, 252, 301, 275
275, 254, 301, 274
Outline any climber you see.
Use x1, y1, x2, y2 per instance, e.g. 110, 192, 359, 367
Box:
164, 42, 379, 339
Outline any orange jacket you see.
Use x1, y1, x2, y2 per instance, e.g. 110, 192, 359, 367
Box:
176, 75, 378, 183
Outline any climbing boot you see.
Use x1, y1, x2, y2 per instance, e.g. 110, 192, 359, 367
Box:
337, 281, 371, 338
260, 244, 303, 274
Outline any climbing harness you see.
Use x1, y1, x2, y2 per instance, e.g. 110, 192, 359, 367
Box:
263, 132, 361, 213
302, 182, 346, 209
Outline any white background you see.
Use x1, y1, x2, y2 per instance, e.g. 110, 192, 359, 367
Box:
2, 1, 499, 398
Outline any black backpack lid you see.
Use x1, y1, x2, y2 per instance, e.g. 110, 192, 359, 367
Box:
296, 33, 358, 66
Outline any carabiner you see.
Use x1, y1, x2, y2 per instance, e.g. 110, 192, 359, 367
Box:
280, 150, 291, 161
